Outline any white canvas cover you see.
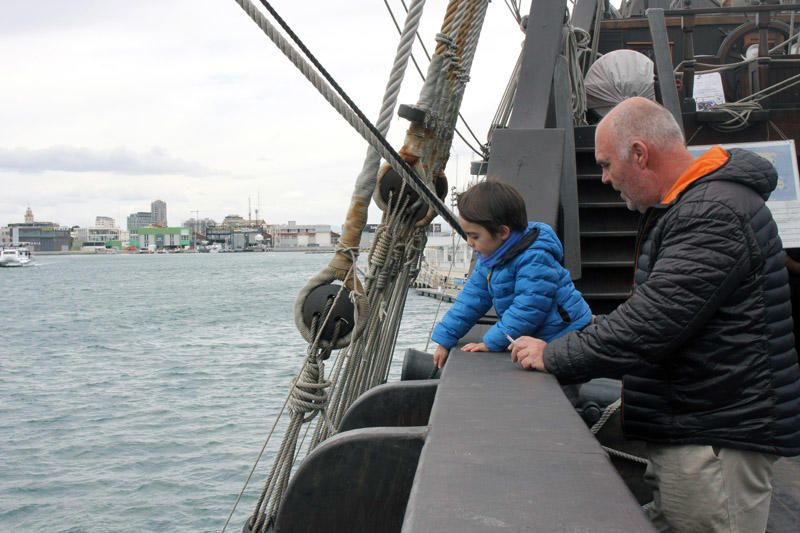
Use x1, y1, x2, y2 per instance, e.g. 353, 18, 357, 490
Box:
585, 49, 656, 116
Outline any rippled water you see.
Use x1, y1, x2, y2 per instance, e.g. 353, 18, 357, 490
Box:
0, 252, 449, 532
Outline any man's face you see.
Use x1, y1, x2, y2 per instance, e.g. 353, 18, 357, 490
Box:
595, 126, 655, 213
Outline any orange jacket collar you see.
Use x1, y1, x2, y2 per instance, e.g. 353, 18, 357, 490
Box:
661, 146, 729, 205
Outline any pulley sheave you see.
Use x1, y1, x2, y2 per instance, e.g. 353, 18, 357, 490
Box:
300, 283, 355, 349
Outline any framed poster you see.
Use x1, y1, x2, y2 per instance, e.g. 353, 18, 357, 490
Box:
688, 140, 800, 248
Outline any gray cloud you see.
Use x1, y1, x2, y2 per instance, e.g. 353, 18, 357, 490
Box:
0, 146, 219, 176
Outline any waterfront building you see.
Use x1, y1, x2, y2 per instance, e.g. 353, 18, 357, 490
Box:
130, 227, 190, 251
206, 226, 268, 251
221, 214, 246, 227
269, 221, 339, 248
74, 226, 129, 250
359, 223, 379, 249
151, 200, 167, 226
9, 224, 72, 252
422, 224, 472, 278
182, 217, 217, 239
8, 208, 71, 251
127, 211, 153, 231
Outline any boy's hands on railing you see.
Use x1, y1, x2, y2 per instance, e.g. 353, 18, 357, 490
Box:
461, 342, 488, 352
433, 345, 450, 369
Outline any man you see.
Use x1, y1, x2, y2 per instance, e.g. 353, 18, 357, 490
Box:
511, 97, 800, 531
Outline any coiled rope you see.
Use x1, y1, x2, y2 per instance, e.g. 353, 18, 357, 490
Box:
590, 398, 648, 465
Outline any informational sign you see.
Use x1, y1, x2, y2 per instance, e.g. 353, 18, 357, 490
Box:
688, 140, 800, 247
693, 72, 726, 111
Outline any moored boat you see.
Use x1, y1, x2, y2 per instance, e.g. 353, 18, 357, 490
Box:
0, 245, 32, 267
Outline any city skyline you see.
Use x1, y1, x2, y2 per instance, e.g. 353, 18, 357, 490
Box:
0, 1, 528, 230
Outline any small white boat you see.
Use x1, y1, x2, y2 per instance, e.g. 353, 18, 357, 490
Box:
0, 246, 33, 267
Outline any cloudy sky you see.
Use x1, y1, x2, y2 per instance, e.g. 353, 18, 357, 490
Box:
0, 0, 536, 229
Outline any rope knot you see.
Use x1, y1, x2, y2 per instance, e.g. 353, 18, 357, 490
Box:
288, 359, 331, 422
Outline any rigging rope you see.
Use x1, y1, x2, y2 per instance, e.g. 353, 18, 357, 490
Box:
232, 0, 464, 236
590, 398, 648, 466
228, 1, 490, 530
384, 0, 486, 157
565, 24, 590, 125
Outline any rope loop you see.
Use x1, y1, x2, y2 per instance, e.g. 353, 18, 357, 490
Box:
288, 359, 331, 422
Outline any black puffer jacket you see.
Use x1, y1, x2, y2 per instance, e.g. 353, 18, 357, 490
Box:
545, 149, 800, 456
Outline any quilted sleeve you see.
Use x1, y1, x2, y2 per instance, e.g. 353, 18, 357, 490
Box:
431, 263, 493, 349
545, 200, 751, 381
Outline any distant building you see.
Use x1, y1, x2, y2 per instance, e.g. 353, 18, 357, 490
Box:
151, 200, 167, 226
95, 216, 116, 229
0, 227, 11, 246
127, 211, 153, 231
9, 223, 71, 251
423, 231, 472, 272
127, 200, 167, 231
205, 226, 269, 250
427, 223, 445, 234
221, 214, 247, 227
270, 221, 338, 248
74, 225, 129, 250
130, 227, 190, 250
182, 217, 217, 239
359, 223, 380, 249
8, 207, 71, 251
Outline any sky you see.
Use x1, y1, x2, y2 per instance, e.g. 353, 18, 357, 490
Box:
0, 0, 538, 230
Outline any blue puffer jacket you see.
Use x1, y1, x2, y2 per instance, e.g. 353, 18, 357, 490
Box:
432, 222, 591, 352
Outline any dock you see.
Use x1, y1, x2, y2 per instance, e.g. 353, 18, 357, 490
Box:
414, 287, 458, 302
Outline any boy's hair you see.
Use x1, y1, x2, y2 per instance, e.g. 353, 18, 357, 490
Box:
456, 180, 528, 235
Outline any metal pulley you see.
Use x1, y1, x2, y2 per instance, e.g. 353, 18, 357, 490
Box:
300, 283, 355, 349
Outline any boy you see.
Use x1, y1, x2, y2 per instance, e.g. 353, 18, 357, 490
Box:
432, 181, 591, 368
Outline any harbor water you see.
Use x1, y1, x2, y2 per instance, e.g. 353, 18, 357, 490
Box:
0, 252, 450, 532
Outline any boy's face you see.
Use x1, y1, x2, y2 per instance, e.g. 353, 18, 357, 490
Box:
459, 217, 509, 258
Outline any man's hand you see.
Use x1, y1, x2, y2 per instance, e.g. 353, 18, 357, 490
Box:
510, 336, 548, 372
433, 345, 449, 369
462, 342, 489, 352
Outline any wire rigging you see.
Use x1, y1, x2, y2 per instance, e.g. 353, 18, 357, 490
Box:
238, 0, 465, 237
383, 0, 487, 157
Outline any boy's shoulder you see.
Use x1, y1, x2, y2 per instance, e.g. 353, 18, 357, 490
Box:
513, 223, 562, 261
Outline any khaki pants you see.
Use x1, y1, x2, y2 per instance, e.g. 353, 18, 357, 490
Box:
645, 443, 778, 533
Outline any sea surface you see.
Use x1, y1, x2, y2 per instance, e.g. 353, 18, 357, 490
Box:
0, 252, 450, 532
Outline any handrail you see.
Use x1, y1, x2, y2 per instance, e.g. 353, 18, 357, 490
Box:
662, 3, 800, 17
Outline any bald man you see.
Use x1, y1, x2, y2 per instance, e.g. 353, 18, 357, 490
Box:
511, 97, 800, 531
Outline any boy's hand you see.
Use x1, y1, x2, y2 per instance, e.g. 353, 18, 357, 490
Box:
433, 345, 449, 369
462, 342, 489, 352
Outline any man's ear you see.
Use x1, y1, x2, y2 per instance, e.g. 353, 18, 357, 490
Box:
497, 225, 512, 240
631, 140, 648, 168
